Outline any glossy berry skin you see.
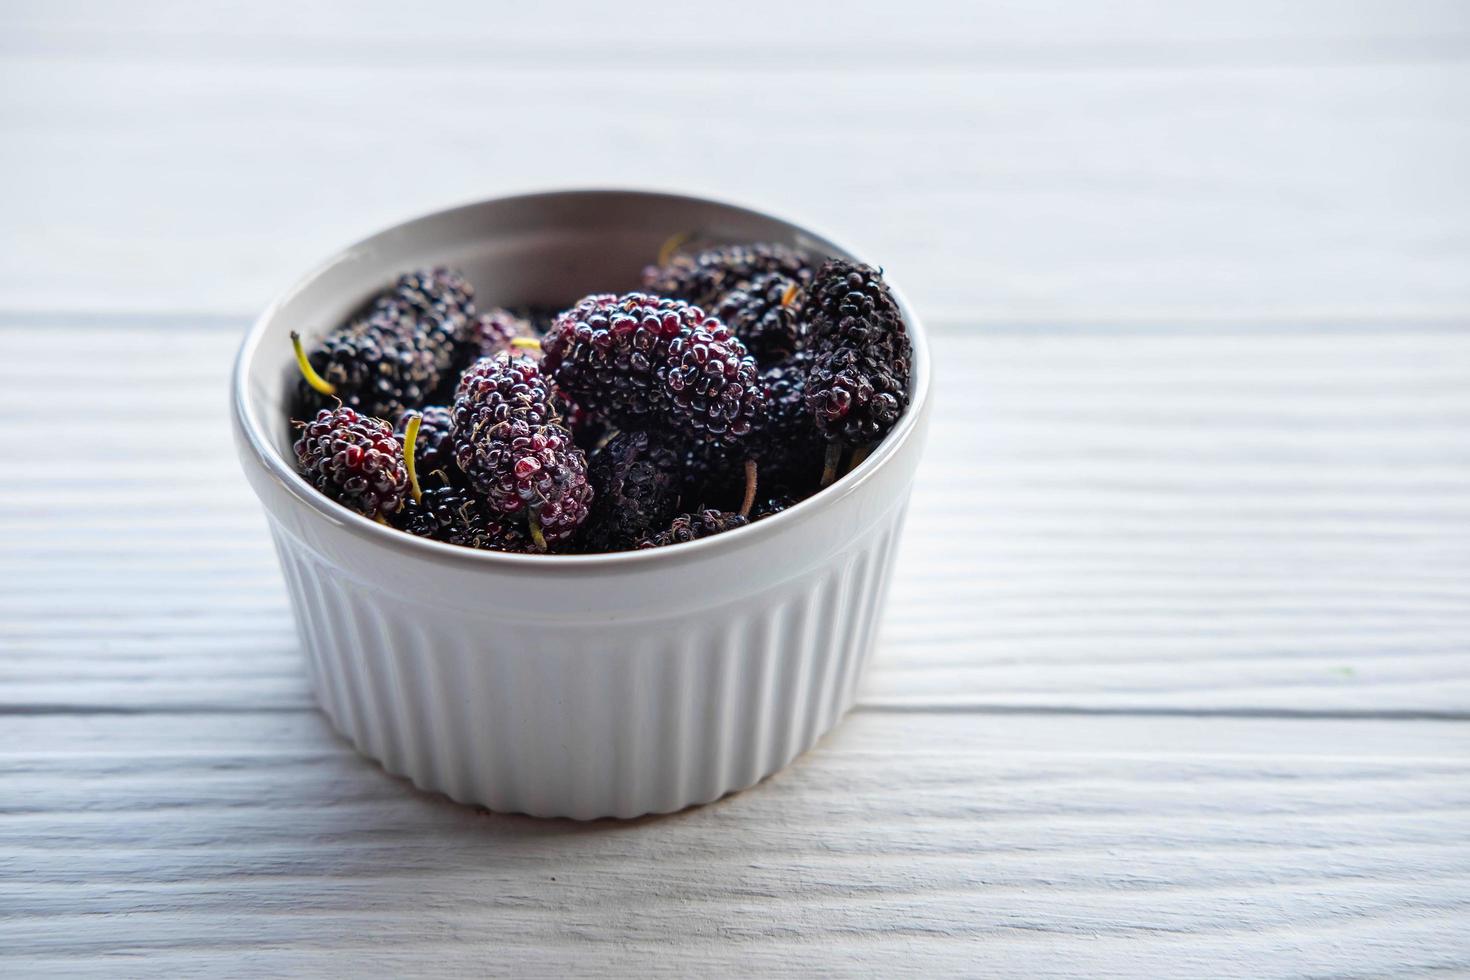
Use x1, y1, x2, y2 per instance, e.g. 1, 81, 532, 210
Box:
803, 260, 912, 446
463, 308, 536, 363
543, 292, 763, 446
452, 353, 559, 433
581, 431, 683, 553
643, 242, 811, 309
637, 509, 749, 549
713, 272, 806, 366
395, 485, 530, 552
293, 406, 409, 519
379, 267, 477, 378
395, 406, 458, 489
684, 354, 823, 511
296, 267, 475, 420
451, 353, 591, 546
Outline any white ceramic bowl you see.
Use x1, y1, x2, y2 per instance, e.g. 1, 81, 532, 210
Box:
232, 190, 932, 819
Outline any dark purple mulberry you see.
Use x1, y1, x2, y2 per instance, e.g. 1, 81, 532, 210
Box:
637, 509, 749, 549
463, 308, 536, 362
396, 485, 530, 552
293, 406, 409, 519
804, 260, 912, 446
395, 406, 457, 489
713, 273, 806, 365
684, 354, 823, 511
581, 431, 683, 553
293, 267, 476, 420
451, 353, 591, 547
378, 267, 477, 379
543, 292, 763, 446
643, 242, 812, 309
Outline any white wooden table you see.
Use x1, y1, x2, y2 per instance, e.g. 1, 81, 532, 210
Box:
4, 3, 1468, 975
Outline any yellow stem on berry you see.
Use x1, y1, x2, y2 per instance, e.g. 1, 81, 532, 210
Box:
657, 230, 693, 268
847, 445, 872, 474
402, 412, 424, 505
820, 442, 844, 488
510, 337, 542, 353
528, 517, 549, 553
290, 331, 337, 397
779, 281, 800, 307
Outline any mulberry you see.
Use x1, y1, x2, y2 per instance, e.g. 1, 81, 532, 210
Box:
637, 509, 749, 549
396, 485, 530, 552
451, 353, 591, 547
395, 406, 457, 489
291, 267, 475, 420
542, 292, 762, 446
803, 260, 911, 446
684, 354, 823, 511
463, 308, 537, 363
580, 431, 683, 553
643, 242, 811, 309
293, 406, 409, 519
713, 273, 806, 365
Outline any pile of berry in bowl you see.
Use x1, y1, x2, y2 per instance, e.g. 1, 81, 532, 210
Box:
232, 190, 931, 818
287, 244, 910, 553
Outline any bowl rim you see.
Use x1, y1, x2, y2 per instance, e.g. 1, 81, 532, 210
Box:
232, 186, 932, 573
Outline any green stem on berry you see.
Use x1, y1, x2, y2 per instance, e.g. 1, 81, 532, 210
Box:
402, 412, 424, 505
510, 337, 542, 353
289, 331, 337, 397
739, 458, 759, 518
657, 230, 693, 268
528, 516, 549, 553
820, 442, 844, 488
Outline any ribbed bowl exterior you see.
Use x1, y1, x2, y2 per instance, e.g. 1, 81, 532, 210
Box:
233, 190, 931, 819
265, 497, 912, 819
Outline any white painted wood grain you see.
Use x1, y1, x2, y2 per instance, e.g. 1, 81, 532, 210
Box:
2, 711, 1466, 976
0, 10, 1466, 320
3, 323, 1466, 714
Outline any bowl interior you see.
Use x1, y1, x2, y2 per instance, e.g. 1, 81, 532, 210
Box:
236, 189, 931, 570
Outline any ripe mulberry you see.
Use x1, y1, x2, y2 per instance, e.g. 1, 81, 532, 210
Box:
396, 485, 530, 552
684, 354, 823, 511
451, 353, 591, 547
713, 273, 806, 365
291, 267, 475, 420
643, 242, 811, 309
637, 509, 749, 549
803, 260, 911, 446
293, 406, 409, 519
543, 292, 763, 446
379, 267, 476, 379
395, 406, 457, 489
581, 431, 683, 553
463, 308, 537, 363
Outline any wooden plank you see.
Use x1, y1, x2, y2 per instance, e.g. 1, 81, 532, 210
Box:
9, 0, 1467, 65
3, 323, 1466, 714
1, 710, 1466, 975
0, 53, 1466, 319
